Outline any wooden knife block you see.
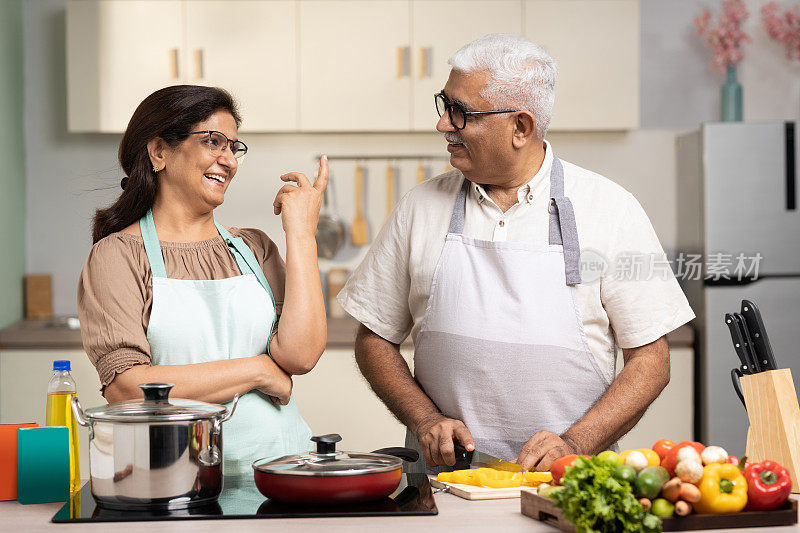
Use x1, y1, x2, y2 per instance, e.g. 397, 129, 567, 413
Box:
740, 368, 800, 493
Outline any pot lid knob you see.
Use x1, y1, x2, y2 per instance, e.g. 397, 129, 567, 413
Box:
311, 434, 342, 454
139, 383, 175, 404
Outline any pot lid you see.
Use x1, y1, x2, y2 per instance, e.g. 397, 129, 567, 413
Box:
83, 383, 228, 422
253, 434, 403, 477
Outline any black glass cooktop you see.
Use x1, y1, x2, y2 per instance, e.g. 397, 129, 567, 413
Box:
52, 474, 437, 522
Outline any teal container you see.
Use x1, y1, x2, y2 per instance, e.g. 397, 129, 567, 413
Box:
16, 426, 69, 504
720, 65, 743, 122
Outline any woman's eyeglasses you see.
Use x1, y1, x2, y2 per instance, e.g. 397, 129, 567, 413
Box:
184, 130, 248, 159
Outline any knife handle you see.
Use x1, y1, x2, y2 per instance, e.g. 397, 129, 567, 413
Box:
731, 368, 747, 411
741, 299, 778, 370
453, 443, 473, 470
734, 312, 761, 373
725, 313, 751, 373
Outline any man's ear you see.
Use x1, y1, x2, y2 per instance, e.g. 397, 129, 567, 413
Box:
147, 138, 169, 172
511, 111, 537, 149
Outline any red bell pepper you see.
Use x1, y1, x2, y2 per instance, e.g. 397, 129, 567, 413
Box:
727, 455, 751, 470
744, 460, 792, 511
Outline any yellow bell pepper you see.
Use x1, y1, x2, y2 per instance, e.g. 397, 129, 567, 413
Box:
475, 468, 523, 488
522, 471, 553, 486
694, 463, 748, 514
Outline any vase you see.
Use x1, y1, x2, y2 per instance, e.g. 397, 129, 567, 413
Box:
720, 65, 743, 122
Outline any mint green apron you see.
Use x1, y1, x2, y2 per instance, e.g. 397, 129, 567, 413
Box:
140, 210, 312, 475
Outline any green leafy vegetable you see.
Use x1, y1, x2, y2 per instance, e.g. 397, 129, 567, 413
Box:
551, 455, 662, 533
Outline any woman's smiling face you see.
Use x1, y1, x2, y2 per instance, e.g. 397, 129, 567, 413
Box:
160, 110, 240, 212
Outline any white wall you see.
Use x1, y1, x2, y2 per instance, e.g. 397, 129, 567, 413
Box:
24, 0, 800, 315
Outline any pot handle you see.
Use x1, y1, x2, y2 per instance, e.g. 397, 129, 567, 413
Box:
220, 394, 240, 423
371, 447, 420, 463
70, 396, 90, 427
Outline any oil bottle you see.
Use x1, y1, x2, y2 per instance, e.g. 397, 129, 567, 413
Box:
45, 360, 81, 492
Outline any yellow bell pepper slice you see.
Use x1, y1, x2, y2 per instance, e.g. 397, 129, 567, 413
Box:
522, 471, 553, 486
476, 469, 523, 488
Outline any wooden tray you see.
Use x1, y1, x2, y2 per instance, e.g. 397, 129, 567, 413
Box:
428, 476, 528, 500
521, 490, 798, 531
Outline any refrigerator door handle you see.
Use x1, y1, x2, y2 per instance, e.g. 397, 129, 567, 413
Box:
786, 121, 796, 211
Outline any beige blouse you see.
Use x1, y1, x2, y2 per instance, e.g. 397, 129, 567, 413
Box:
77, 228, 286, 388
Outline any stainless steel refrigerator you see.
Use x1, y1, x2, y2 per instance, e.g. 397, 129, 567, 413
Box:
677, 121, 800, 454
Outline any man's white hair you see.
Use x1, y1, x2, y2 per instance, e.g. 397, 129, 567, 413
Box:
448, 34, 557, 139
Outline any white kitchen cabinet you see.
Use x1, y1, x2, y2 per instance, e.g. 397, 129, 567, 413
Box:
67, 0, 299, 133
298, 0, 412, 131
67, 0, 184, 133
0, 349, 104, 482
410, 0, 523, 131
524, 0, 640, 131
185, 1, 298, 132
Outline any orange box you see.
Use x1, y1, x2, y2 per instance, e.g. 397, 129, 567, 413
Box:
0, 423, 39, 500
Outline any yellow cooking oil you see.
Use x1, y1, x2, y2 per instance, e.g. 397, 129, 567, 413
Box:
46, 360, 81, 493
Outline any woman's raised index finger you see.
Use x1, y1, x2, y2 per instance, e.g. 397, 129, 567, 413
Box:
314, 155, 329, 191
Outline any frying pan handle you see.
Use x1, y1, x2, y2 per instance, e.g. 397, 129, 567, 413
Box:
372, 447, 420, 463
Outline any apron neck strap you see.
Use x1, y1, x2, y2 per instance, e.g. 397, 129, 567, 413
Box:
140, 210, 168, 278
214, 222, 277, 306
445, 156, 582, 285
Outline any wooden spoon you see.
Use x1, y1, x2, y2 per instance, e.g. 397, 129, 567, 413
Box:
385, 163, 395, 222
350, 164, 369, 246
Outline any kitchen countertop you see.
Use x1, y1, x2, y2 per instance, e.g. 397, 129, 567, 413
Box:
2, 490, 796, 533
0, 317, 692, 351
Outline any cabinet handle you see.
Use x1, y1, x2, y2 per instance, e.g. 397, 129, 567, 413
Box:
419, 47, 432, 79
169, 48, 180, 79
396, 46, 410, 78
193, 49, 204, 79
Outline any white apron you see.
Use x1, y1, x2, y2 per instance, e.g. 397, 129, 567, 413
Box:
406, 157, 612, 473
140, 210, 312, 475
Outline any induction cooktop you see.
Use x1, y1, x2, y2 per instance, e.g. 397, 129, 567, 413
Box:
52, 473, 437, 522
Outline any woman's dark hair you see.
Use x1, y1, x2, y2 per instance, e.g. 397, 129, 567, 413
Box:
91, 85, 242, 243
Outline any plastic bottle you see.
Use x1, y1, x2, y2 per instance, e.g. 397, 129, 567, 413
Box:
45, 360, 81, 492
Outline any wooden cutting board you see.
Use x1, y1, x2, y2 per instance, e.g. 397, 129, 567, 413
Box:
428, 475, 535, 500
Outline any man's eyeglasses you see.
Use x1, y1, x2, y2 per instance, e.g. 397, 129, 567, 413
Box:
434, 91, 519, 131
184, 130, 248, 160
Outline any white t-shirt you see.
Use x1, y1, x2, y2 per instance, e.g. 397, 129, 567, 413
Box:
337, 141, 695, 382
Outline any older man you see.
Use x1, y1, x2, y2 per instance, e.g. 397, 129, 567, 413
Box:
338, 34, 694, 473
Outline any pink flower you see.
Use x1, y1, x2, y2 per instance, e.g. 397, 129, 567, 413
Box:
762, 2, 800, 60
694, 0, 751, 72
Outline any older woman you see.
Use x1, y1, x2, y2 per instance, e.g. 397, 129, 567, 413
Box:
78, 85, 327, 473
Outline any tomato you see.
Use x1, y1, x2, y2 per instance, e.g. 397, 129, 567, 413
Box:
652, 439, 677, 462
662, 441, 705, 477
550, 455, 579, 486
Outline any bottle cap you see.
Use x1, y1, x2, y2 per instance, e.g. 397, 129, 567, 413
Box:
53, 360, 71, 371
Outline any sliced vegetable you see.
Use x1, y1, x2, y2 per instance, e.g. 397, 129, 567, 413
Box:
522, 471, 553, 487
694, 463, 748, 514
744, 460, 792, 511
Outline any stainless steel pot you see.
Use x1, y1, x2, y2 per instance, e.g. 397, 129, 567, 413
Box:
71, 383, 238, 510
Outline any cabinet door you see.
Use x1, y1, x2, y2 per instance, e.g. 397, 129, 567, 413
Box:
524, 0, 639, 131
67, 0, 183, 133
299, 1, 411, 131
411, 0, 522, 131
185, 1, 298, 132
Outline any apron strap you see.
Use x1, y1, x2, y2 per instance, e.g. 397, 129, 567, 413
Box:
140, 210, 168, 278
447, 178, 470, 235
549, 157, 582, 285
214, 222, 277, 307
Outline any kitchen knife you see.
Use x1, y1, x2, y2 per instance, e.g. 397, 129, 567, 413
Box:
725, 313, 752, 374
453, 443, 523, 472
733, 313, 761, 373
741, 300, 779, 371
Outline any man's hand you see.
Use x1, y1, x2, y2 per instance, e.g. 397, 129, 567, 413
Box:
413, 413, 475, 467
515, 430, 578, 472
